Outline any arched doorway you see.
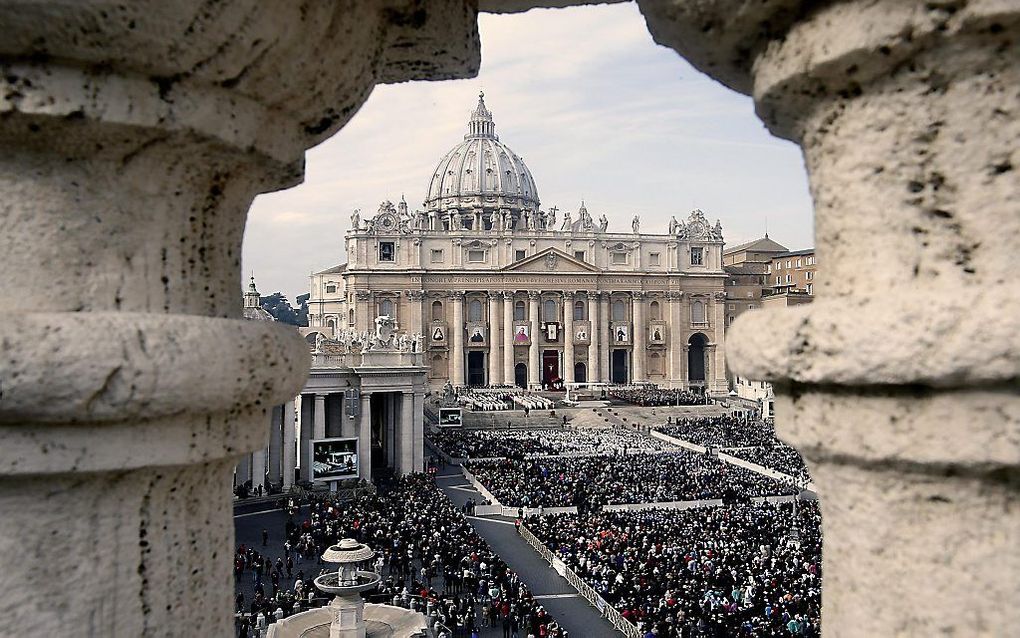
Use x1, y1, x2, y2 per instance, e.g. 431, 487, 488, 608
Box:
514, 363, 527, 388
688, 333, 708, 386
574, 362, 587, 383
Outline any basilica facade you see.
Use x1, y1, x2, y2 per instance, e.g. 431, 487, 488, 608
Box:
308, 93, 728, 394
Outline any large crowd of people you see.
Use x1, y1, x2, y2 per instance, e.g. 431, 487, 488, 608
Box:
466, 451, 798, 508
658, 416, 778, 449
459, 389, 556, 412
728, 446, 812, 485
610, 387, 706, 407
429, 426, 677, 460
528, 501, 822, 637
234, 474, 568, 638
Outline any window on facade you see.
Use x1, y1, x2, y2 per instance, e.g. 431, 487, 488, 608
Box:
379, 241, 395, 262
348, 309, 354, 325
379, 299, 394, 317
468, 299, 483, 322
806, 271, 813, 280
612, 300, 626, 321
766, 265, 771, 273
649, 252, 661, 266
787, 260, 792, 268
574, 250, 586, 262
691, 300, 706, 324
515, 249, 527, 261
786, 274, 792, 283
468, 249, 485, 262
649, 300, 661, 320
430, 249, 444, 263
573, 300, 585, 321
514, 300, 526, 321
542, 299, 557, 321
776, 276, 781, 285
326, 318, 335, 331
807, 283, 813, 294
431, 300, 444, 321
690, 247, 704, 265
797, 258, 802, 267
728, 303, 735, 311
611, 251, 628, 265
325, 284, 337, 294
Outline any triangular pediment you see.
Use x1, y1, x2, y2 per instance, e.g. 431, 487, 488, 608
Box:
502, 247, 601, 273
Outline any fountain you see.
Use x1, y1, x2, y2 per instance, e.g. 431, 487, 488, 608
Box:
313, 539, 382, 638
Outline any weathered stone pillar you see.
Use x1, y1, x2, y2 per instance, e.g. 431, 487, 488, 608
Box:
631, 291, 646, 382
399, 390, 414, 475
359, 393, 373, 482
587, 292, 599, 383
451, 291, 466, 386
488, 292, 502, 385
528, 291, 541, 389
282, 399, 296, 491
563, 292, 575, 384
639, 0, 1019, 633
0, 2, 479, 634
667, 291, 682, 387
598, 293, 611, 383
314, 393, 328, 440
407, 289, 426, 338
268, 404, 284, 486
412, 390, 425, 472
503, 291, 516, 385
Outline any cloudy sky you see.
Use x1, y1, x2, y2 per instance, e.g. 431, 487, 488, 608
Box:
242, 2, 814, 302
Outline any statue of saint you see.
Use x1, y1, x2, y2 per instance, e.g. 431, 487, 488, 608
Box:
560, 211, 573, 231
350, 209, 361, 231
598, 214, 609, 232
632, 215, 640, 234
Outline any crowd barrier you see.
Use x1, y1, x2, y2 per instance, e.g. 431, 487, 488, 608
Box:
518, 523, 642, 638
716, 452, 817, 492
649, 429, 708, 454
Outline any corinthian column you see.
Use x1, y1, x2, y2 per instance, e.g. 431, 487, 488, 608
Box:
639, 1, 1020, 633
0, 2, 479, 634
587, 292, 599, 383
503, 291, 515, 385
450, 291, 466, 387
528, 291, 541, 389
563, 292, 575, 384
488, 292, 502, 385
632, 291, 646, 382
667, 291, 683, 387
599, 293, 611, 383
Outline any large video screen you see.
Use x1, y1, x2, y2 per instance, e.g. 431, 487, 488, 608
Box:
310, 437, 359, 481
438, 407, 463, 427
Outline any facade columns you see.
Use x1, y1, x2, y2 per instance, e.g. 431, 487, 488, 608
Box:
711, 292, 727, 393
667, 291, 683, 387
563, 292, 575, 384
412, 390, 425, 472
587, 292, 599, 383
282, 399, 296, 492
407, 289, 425, 338
354, 291, 373, 334
632, 292, 646, 382
450, 291, 465, 386
502, 291, 515, 385
487, 293, 502, 385
313, 394, 327, 440
359, 393, 372, 482
250, 448, 266, 493
639, 0, 1020, 633
598, 293, 611, 383
399, 391, 414, 475
268, 405, 284, 486
528, 291, 541, 389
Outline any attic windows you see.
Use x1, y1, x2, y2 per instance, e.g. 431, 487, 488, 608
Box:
611, 251, 628, 265
325, 284, 337, 294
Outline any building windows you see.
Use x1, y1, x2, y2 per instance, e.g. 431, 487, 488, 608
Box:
766, 264, 771, 274
514, 300, 526, 321
515, 249, 527, 261
430, 249, 444, 263
649, 300, 661, 320
776, 276, 781, 285
611, 251, 628, 265
649, 252, 661, 266
467, 249, 485, 263
787, 259, 792, 268
786, 274, 792, 283
468, 298, 483, 321
806, 271, 814, 280
797, 258, 802, 267
690, 247, 704, 266
728, 303, 735, 311
379, 241, 395, 262
325, 284, 337, 294
574, 250, 586, 262
379, 299, 394, 317
691, 300, 706, 324
348, 309, 355, 325
542, 299, 557, 321
611, 299, 626, 321
573, 300, 585, 320
431, 300, 444, 321
806, 283, 813, 295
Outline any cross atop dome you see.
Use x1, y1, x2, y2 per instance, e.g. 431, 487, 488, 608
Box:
466, 90, 497, 140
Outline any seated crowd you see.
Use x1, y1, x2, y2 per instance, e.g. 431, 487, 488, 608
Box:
610, 387, 705, 407
234, 473, 567, 638
528, 501, 822, 637
430, 426, 677, 460
658, 417, 778, 449
728, 446, 812, 485
459, 389, 556, 412
466, 451, 798, 508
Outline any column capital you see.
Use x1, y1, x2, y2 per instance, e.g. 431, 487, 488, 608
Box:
406, 289, 427, 301
501, 290, 516, 301
666, 291, 684, 301
447, 290, 465, 300
527, 290, 542, 301
632, 291, 647, 300
562, 291, 575, 300
354, 290, 372, 301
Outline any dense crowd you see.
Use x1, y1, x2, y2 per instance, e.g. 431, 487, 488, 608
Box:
728, 446, 811, 485
658, 417, 778, 449
234, 474, 567, 638
466, 451, 797, 508
611, 387, 706, 407
529, 501, 822, 637
429, 426, 677, 459
459, 389, 556, 412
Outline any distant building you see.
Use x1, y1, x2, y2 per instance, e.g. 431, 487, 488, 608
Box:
769, 248, 818, 296
722, 235, 789, 328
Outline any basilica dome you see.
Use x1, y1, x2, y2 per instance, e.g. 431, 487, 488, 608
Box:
424, 93, 540, 219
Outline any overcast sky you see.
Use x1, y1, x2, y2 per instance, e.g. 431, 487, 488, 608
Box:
242, 2, 814, 302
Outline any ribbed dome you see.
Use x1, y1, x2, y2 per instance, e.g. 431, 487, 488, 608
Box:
424, 92, 539, 216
